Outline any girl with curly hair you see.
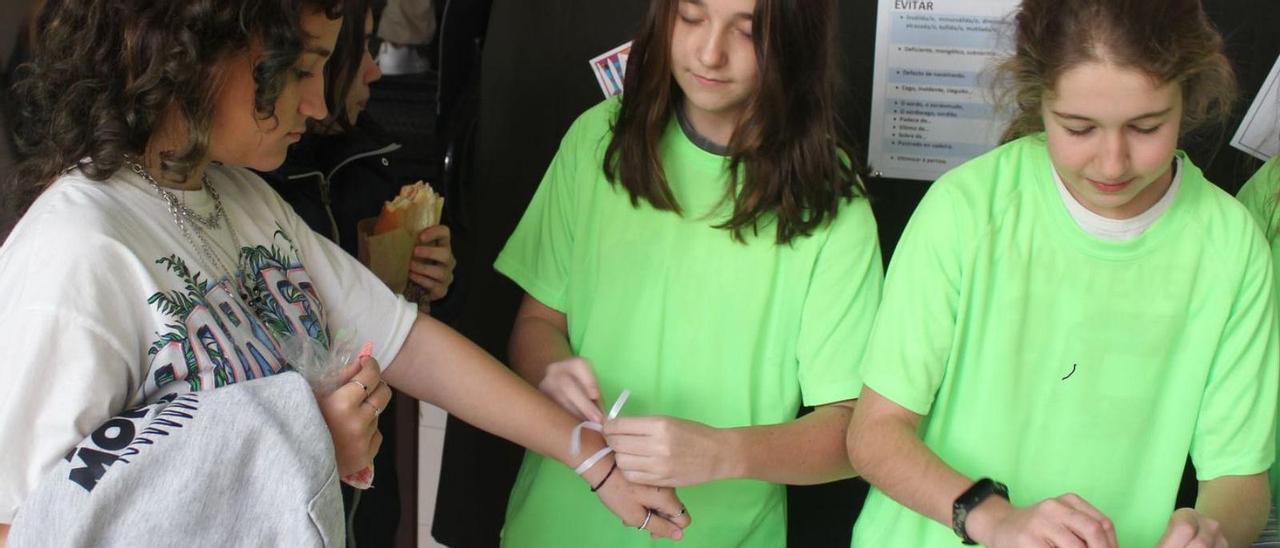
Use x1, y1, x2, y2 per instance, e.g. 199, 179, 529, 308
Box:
0, 0, 687, 543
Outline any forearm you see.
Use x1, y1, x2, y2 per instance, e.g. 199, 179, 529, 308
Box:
508, 312, 574, 384
1, 522, 8, 548
722, 402, 858, 485
384, 314, 597, 468
1195, 473, 1269, 546
848, 388, 996, 538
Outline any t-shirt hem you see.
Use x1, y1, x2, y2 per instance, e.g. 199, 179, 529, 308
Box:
861, 372, 932, 416
1193, 459, 1273, 482
801, 381, 864, 407
377, 297, 419, 371
494, 256, 566, 312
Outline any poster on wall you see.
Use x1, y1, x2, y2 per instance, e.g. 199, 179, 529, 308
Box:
1231, 54, 1280, 161
590, 41, 633, 98
867, 0, 1020, 182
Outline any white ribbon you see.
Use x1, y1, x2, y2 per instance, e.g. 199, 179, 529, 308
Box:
571, 389, 631, 475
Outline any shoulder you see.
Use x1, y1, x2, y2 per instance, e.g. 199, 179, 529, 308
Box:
10, 170, 145, 243
1180, 157, 1270, 261
933, 135, 1045, 202
561, 96, 622, 151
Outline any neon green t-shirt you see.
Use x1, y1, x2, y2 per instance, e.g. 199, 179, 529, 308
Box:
1235, 154, 1280, 512
496, 97, 883, 547
853, 135, 1278, 547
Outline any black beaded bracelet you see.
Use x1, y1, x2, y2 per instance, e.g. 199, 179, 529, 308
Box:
590, 461, 618, 492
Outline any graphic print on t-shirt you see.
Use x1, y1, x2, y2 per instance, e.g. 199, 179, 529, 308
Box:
143, 227, 328, 399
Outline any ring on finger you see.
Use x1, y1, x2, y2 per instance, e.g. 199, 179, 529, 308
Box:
637, 509, 653, 531
350, 379, 369, 393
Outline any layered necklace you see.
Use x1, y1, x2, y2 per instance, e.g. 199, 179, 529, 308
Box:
127, 161, 266, 311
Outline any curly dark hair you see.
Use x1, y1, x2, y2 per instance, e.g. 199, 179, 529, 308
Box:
10, 0, 342, 195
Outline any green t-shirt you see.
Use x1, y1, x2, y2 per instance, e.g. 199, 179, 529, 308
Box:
1235, 154, 1280, 512
854, 135, 1278, 547
496, 97, 883, 547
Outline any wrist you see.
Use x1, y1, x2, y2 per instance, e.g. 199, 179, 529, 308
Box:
963, 494, 1013, 545
579, 452, 615, 487
716, 427, 747, 481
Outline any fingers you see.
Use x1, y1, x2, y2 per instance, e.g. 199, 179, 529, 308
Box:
603, 416, 660, 436
416, 224, 452, 246
1058, 494, 1117, 547
634, 508, 683, 541
1043, 524, 1086, 548
333, 356, 363, 385
646, 489, 693, 529
362, 381, 393, 417
561, 359, 601, 400
368, 429, 384, 460
408, 272, 450, 301
560, 383, 604, 423
1157, 511, 1221, 548
412, 243, 454, 264
542, 359, 604, 422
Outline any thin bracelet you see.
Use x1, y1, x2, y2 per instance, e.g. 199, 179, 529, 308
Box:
591, 461, 618, 492
574, 446, 614, 475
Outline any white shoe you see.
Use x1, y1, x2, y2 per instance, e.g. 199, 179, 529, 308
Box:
377, 42, 430, 75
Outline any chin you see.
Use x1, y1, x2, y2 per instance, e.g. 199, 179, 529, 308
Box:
248, 151, 289, 172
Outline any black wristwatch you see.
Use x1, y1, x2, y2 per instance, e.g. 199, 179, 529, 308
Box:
952, 478, 1009, 545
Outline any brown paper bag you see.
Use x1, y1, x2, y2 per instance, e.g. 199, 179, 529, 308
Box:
356, 191, 444, 312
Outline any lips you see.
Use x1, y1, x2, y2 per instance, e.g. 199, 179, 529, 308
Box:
1087, 178, 1133, 193
691, 72, 728, 86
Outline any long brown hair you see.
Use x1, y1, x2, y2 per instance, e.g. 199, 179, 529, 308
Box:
604, 0, 863, 245
998, 0, 1236, 143
11, 0, 343, 190
316, 0, 371, 132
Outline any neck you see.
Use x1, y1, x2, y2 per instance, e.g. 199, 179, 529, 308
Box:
143, 106, 210, 190
680, 101, 738, 147
139, 153, 210, 191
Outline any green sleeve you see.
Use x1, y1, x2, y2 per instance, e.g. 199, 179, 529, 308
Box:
796, 197, 884, 406
1191, 227, 1279, 479
1237, 157, 1280, 240
859, 182, 967, 415
494, 118, 587, 312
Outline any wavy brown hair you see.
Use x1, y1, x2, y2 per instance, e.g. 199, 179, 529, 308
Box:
10, 0, 342, 193
998, 0, 1236, 143
604, 0, 863, 245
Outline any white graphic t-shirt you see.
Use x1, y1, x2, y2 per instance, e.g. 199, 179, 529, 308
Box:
0, 164, 418, 522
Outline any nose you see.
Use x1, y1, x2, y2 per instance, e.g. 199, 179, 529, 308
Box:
299, 74, 329, 121
696, 26, 729, 69
1096, 131, 1130, 181
363, 49, 382, 84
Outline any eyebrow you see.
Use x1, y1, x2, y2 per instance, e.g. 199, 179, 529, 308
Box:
302, 46, 333, 59
1050, 107, 1173, 123
682, 0, 754, 21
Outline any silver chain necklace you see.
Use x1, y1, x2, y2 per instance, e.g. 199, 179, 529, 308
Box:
128, 161, 263, 308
